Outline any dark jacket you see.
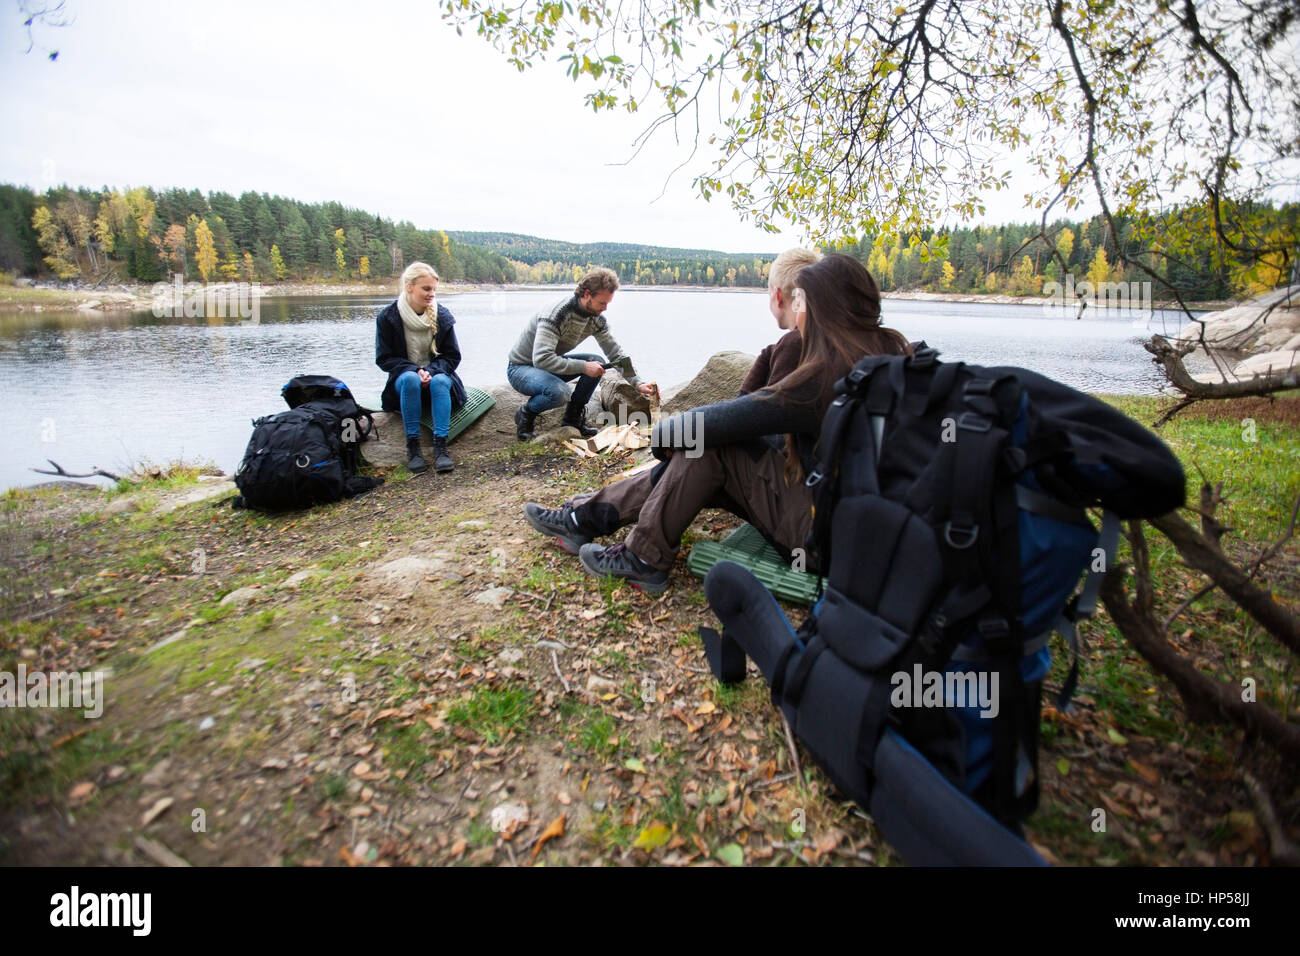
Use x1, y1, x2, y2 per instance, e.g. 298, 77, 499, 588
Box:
375, 301, 467, 413
738, 330, 802, 395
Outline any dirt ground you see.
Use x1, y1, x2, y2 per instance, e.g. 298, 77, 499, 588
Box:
0, 397, 1293, 866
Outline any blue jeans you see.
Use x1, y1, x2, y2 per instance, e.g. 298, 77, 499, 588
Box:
396, 370, 453, 438
506, 352, 603, 415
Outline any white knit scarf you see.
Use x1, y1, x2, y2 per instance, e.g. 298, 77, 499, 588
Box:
397, 293, 440, 365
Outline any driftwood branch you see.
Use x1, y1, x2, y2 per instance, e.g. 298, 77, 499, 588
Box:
30, 459, 125, 481
1152, 396, 1198, 428
1148, 511, 1300, 655
1164, 492, 1300, 631
1197, 477, 1231, 549
1144, 335, 1299, 421
1100, 567, 1300, 761
1242, 771, 1300, 867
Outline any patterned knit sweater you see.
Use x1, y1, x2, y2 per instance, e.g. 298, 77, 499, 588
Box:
506, 295, 641, 386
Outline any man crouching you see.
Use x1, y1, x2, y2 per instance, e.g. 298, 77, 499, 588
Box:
506, 267, 655, 441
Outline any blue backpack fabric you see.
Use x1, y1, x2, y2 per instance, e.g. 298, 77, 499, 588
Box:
233, 375, 382, 511
701, 348, 1185, 864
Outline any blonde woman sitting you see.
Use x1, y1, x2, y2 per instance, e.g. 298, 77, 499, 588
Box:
375, 262, 467, 473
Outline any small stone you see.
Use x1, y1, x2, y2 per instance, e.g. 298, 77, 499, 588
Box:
474, 586, 512, 609
141, 796, 174, 826
105, 497, 141, 514
367, 556, 445, 591
146, 629, 188, 654
586, 675, 620, 694
219, 586, 260, 607
456, 520, 489, 530
235, 658, 268, 672
489, 802, 530, 837
498, 647, 525, 665
141, 759, 171, 787
198, 716, 215, 731
279, 568, 323, 589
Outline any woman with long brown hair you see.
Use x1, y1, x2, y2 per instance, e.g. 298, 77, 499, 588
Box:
524, 253, 911, 592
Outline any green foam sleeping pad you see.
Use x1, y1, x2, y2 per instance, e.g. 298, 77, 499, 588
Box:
686, 522, 820, 606
365, 386, 495, 443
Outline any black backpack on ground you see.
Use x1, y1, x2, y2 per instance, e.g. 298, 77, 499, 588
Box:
233, 375, 383, 511
702, 347, 1185, 864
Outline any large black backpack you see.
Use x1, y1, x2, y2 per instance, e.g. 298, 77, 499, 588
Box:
702, 348, 1185, 864
233, 375, 382, 511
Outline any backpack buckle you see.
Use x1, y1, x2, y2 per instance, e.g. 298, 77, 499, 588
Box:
943, 521, 979, 549
910, 348, 937, 369
805, 469, 824, 488
957, 411, 991, 433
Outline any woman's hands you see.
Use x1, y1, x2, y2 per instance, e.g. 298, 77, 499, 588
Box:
418, 368, 432, 385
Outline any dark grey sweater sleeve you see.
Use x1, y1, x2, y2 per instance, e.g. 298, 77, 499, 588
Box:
650, 389, 821, 460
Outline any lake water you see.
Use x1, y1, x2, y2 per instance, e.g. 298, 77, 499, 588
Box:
0, 288, 1195, 490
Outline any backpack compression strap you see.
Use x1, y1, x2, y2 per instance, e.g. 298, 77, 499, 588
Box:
1051, 509, 1120, 710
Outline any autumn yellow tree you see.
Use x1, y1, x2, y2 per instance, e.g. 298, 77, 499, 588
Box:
31, 206, 79, 279
219, 252, 240, 280
1086, 248, 1111, 288
194, 219, 217, 281
269, 244, 288, 281
940, 260, 955, 291
333, 228, 347, 279
1011, 255, 1038, 295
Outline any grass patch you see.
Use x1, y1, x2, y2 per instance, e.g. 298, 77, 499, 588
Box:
374, 721, 437, 778
578, 711, 625, 760
445, 686, 536, 745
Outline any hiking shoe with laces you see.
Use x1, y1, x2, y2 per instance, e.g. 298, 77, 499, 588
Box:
578, 542, 669, 593
524, 502, 591, 555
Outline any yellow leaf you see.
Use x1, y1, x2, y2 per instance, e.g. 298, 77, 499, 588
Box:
633, 824, 672, 851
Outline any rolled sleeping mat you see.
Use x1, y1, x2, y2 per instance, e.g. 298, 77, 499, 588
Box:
870, 728, 1047, 866
705, 560, 1048, 867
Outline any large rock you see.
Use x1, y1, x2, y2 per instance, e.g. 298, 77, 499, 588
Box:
1177, 284, 1300, 352
1233, 349, 1300, 381
662, 351, 756, 414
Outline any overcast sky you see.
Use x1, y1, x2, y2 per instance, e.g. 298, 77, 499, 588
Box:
0, 0, 1042, 253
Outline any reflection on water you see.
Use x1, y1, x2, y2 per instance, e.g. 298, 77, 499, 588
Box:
0, 290, 1194, 489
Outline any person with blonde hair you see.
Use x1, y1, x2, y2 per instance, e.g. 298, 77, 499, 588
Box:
375, 262, 467, 473
507, 267, 655, 441
739, 247, 822, 395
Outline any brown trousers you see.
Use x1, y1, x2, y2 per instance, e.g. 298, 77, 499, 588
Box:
571, 444, 814, 572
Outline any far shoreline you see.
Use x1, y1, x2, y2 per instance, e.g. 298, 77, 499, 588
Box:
0, 277, 1236, 316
